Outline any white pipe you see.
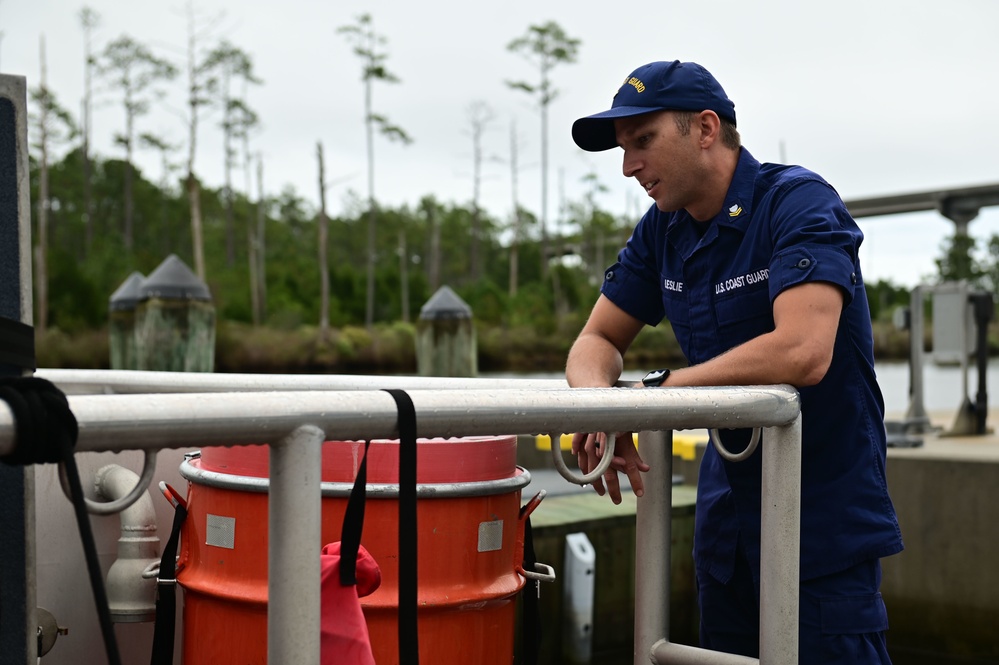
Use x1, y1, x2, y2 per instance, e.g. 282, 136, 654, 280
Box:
758, 419, 802, 665
635, 430, 672, 665
94, 464, 161, 623
268, 425, 324, 665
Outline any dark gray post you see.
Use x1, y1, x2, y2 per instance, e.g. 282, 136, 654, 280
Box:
134, 255, 215, 372
416, 285, 476, 377
971, 292, 994, 435
0, 73, 36, 664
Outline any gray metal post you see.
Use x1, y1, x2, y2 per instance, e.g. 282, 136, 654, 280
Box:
0, 72, 36, 665
905, 285, 931, 430
634, 430, 672, 665
759, 418, 801, 665
268, 425, 325, 665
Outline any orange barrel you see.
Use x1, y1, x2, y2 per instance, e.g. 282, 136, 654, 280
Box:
176, 436, 534, 665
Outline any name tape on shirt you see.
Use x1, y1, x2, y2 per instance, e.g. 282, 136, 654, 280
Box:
714, 268, 769, 295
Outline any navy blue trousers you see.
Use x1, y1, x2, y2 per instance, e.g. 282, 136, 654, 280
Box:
697, 547, 892, 664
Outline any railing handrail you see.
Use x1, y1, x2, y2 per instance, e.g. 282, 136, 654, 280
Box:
1, 383, 800, 456
4, 370, 803, 665
37, 368, 571, 394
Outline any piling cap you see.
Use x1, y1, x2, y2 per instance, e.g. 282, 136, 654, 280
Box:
137, 254, 212, 302
419, 285, 472, 321
109, 271, 146, 311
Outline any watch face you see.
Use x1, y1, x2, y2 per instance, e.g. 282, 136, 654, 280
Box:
643, 369, 669, 386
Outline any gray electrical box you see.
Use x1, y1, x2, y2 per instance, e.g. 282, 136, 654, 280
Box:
932, 281, 975, 366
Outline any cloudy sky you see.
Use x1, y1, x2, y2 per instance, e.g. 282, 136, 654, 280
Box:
3, 0, 998, 287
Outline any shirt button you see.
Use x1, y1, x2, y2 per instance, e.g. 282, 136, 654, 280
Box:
605, 270, 615, 281
851, 272, 857, 284
796, 258, 811, 269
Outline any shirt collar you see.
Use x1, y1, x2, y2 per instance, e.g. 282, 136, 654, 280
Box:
716, 147, 760, 230
665, 148, 761, 256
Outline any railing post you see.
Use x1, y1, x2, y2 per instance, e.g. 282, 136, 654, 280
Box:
759, 417, 801, 665
634, 430, 672, 665
268, 425, 325, 665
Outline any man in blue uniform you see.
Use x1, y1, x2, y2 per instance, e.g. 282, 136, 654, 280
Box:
566, 60, 903, 663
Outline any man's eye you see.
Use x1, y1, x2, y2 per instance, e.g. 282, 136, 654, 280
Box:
637, 134, 652, 146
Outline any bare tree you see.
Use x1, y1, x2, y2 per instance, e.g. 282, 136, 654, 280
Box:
242, 76, 266, 325
252, 153, 267, 324
507, 119, 530, 297
29, 35, 77, 335
182, 0, 225, 280
203, 40, 261, 266
78, 5, 100, 254
506, 21, 581, 279
96, 34, 176, 251
338, 13, 412, 327
316, 142, 331, 340
398, 228, 410, 322
465, 100, 497, 282
421, 196, 442, 292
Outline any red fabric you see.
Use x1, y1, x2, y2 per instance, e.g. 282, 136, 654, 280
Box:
320, 542, 382, 665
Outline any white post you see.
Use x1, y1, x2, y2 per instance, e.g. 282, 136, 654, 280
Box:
268, 425, 325, 665
634, 430, 672, 665
758, 418, 802, 665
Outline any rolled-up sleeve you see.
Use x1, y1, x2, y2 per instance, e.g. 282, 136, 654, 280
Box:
766, 179, 863, 306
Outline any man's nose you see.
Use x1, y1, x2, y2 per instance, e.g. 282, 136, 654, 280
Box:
622, 151, 641, 178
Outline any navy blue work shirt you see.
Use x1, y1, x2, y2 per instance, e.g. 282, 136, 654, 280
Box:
601, 148, 903, 582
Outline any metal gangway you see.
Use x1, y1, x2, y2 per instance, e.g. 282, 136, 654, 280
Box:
1, 369, 802, 665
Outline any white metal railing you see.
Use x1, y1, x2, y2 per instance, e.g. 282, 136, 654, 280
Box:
1, 370, 802, 665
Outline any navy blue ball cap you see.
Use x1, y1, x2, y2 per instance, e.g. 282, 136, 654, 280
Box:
571, 60, 737, 152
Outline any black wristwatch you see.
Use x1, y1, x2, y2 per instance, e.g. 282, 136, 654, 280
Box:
641, 368, 671, 387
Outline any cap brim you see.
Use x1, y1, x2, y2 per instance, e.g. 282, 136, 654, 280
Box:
571, 105, 662, 152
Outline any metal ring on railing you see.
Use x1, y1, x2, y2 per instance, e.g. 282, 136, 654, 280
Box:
57, 449, 158, 515
708, 427, 762, 463
519, 561, 557, 583
550, 432, 617, 485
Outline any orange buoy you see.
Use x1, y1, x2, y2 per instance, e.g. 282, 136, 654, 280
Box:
177, 436, 533, 664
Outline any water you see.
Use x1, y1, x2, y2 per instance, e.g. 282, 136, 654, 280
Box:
873, 360, 994, 415
487, 359, 999, 417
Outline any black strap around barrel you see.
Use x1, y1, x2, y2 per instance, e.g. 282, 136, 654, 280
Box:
339, 438, 371, 586
150, 497, 187, 665
383, 389, 419, 665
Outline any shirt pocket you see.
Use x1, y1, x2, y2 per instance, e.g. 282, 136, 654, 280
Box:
812, 593, 891, 664
661, 274, 691, 352
661, 276, 690, 325
713, 282, 773, 339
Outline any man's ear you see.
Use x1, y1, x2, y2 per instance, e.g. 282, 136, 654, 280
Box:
697, 110, 721, 148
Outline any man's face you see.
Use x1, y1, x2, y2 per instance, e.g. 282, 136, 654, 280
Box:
614, 111, 704, 214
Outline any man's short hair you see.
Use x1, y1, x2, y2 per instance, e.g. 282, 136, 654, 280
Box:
673, 111, 741, 150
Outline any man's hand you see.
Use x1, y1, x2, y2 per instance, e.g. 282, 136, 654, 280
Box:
571, 430, 650, 504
